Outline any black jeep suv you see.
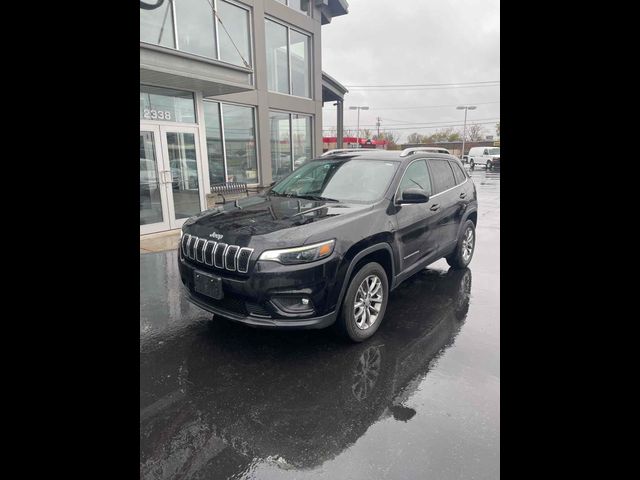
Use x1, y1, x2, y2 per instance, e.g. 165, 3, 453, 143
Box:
178, 149, 477, 341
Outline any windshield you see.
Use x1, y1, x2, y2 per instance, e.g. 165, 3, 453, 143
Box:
270, 159, 399, 203
488, 148, 500, 155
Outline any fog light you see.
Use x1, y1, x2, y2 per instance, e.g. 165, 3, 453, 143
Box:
271, 296, 315, 315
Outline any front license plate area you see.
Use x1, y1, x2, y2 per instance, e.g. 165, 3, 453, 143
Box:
193, 271, 223, 300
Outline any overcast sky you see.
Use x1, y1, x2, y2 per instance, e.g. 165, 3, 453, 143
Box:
321, 0, 500, 143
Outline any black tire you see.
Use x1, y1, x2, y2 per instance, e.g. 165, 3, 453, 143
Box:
486, 160, 492, 170
337, 262, 389, 342
446, 220, 476, 269
469, 160, 475, 170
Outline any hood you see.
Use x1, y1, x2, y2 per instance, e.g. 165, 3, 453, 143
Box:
183, 194, 372, 246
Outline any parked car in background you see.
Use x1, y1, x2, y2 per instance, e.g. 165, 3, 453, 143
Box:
461, 155, 469, 164
468, 147, 500, 170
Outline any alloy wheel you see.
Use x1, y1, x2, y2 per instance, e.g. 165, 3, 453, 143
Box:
462, 227, 475, 262
354, 275, 384, 330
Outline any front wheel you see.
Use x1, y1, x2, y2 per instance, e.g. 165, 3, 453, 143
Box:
486, 160, 492, 170
470, 160, 475, 170
446, 220, 476, 269
337, 262, 389, 342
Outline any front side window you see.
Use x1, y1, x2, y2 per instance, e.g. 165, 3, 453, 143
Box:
398, 160, 432, 196
271, 159, 399, 204
428, 159, 457, 194
265, 19, 312, 98
487, 147, 500, 155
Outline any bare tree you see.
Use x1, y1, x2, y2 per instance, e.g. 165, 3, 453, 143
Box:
407, 133, 426, 144
466, 123, 485, 141
374, 131, 401, 149
361, 128, 373, 139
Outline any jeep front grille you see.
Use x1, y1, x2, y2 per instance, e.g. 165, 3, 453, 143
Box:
181, 234, 253, 273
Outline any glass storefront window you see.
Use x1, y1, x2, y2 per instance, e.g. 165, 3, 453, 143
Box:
218, 1, 251, 67
140, 0, 175, 48
276, 0, 310, 15
292, 115, 312, 169
289, 0, 310, 16
290, 31, 310, 98
139, 0, 252, 67
266, 20, 290, 94
266, 19, 312, 98
223, 104, 258, 183
140, 86, 196, 123
270, 111, 313, 181
174, 0, 216, 58
166, 132, 201, 219
140, 131, 164, 225
204, 102, 259, 185
270, 112, 292, 181
203, 102, 225, 185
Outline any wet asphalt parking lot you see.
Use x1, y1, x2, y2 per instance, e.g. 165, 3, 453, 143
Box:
140, 167, 500, 480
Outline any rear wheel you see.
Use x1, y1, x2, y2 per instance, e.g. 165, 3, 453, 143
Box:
337, 262, 389, 342
446, 220, 476, 269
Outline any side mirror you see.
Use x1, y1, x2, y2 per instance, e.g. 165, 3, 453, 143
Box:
397, 188, 429, 204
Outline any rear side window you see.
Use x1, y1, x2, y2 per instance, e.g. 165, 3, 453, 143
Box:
398, 160, 432, 195
428, 159, 456, 194
450, 161, 467, 184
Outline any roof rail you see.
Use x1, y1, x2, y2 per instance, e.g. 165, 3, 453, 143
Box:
399, 147, 451, 157
321, 148, 367, 157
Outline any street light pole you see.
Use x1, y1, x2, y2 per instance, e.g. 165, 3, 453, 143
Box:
349, 105, 369, 148
457, 105, 477, 159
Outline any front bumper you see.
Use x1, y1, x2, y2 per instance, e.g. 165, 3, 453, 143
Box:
178, 248, 341, 329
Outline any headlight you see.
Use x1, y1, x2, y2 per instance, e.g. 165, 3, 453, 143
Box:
259, 240, 335, 265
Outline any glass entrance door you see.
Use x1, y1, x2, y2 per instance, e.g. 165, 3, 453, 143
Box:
140, 124, 204, 234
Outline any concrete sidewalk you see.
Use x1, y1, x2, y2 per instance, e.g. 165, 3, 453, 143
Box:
140, 230, 180, 254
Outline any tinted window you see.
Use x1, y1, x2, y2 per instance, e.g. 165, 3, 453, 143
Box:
450, 162, 467, 184
398, 160, 432, 196
428, 159, 457, 194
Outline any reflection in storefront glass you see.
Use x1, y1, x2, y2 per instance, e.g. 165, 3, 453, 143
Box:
166, 132, 201, 219
140, 86, 196, 124
140, 132, 164, 225
222, 104, 258, 183
292, 115, 312, 169
217, 1, 251, 67
270, 112, 292, 181
204, 102, 225, 185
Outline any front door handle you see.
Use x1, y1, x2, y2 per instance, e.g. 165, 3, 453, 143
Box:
430, 204, 440, 211
459, 192, 466, 199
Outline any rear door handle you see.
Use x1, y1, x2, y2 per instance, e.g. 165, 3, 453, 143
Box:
430, 204, 440, 211
459, 192, 466, 199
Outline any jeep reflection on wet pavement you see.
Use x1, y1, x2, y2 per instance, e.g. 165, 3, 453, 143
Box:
140, 267, 471, 479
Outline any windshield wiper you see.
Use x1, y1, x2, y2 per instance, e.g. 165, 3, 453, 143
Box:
295, 194, 340, 202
